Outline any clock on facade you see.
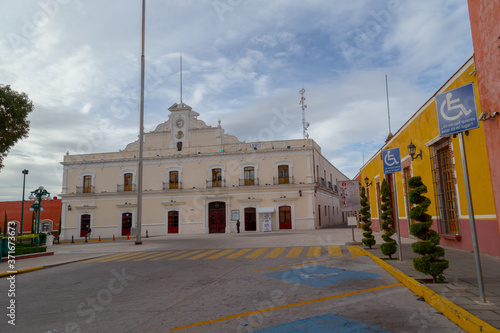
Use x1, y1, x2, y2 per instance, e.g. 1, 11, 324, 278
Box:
176, 118, 184, 128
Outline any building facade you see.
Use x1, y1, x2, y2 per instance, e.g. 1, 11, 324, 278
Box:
467, 0, 500, 251
60, 103, 349, 240
0, 198, 62, 235
358, 56, 500, 257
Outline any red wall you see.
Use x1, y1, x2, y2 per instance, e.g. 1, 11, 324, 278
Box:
0, 199, 62, 234
468, 0, 500, 245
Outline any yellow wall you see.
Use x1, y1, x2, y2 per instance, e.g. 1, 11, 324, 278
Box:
360, 58, 496, 224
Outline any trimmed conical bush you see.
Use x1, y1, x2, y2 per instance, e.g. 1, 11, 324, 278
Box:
360, 187, 376, 248
380, 179, 397, 259
408, 176, 448, 283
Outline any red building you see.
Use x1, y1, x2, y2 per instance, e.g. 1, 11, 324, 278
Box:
0, 198, 62, 235
468, 0, 500, 247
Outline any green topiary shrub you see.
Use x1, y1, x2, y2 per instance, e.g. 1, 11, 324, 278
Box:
408, 176, 448, 283
380, 179, 397, 259
38, 232, 47, 244
360, 187, 376, 249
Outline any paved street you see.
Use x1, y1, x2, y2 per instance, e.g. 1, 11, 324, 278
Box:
0, 229, 467, 332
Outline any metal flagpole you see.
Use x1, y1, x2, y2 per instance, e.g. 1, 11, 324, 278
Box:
458, 132, 485, 302
136, 0, 145, 245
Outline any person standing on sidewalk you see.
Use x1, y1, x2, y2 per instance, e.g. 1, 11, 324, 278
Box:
236, 220, 240, 233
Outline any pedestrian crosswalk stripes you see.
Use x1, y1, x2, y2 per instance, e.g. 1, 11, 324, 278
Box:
328, 246, 342, 257
206, 249, 236, 259
285, 247, 303, 257
225, 248, 252, 259
81, 245, 366, 263
307, 246, 322, 257
245, 248, 269, 259
265, 247, 286, 258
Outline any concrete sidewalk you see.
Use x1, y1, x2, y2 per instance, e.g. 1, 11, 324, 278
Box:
1, 228, 499, 331
363, 234, 500, 331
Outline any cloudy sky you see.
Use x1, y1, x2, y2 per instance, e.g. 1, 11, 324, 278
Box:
0, 0, 473, 201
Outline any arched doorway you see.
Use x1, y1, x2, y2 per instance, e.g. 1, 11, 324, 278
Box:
80, 214, 91, 237
279, 206, 292, 229
122, 212, 132, 236
244, 207, 256, 231
208, 202, 226, 233
168, 210, 179, 234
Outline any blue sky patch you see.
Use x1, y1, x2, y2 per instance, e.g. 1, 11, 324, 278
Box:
265, 266, 381, 288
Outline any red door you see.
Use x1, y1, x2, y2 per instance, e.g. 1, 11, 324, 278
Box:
122, 213, 132, 236
279, 206, 292, 229
244, 207, 256, 231
209, 202, 226, 233
168, 211, 179, 233
80, 214, 91, 237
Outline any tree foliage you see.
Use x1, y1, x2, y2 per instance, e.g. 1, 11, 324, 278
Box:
0, 84, 34, 170
380, 179, 397, 258
360, 186, 376, 248
408, 176, 448, 283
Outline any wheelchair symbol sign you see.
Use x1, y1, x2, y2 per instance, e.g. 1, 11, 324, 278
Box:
382, 148, 401, 174
436, 83, 479, 136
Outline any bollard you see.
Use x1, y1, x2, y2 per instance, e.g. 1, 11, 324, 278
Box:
71, 235, 74, 244
146, 230, 149, 238
112, 234, 115, 241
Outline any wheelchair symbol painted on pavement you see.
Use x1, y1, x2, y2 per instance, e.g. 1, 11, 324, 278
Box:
440, 92, 473, 121
384, 150, 399, 167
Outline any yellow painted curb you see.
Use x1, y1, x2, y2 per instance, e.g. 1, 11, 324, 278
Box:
357, 246, 500, 333
0, 266, 44, 278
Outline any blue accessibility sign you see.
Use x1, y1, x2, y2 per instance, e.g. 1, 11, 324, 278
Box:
382, 148, 401, 174
435, 83, 479, 136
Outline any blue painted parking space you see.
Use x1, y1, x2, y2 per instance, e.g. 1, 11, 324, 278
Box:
265, 265, 381, 288
248, 313, 392, 332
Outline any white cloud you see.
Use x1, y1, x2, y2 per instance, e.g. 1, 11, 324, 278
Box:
0, 0, 474, 199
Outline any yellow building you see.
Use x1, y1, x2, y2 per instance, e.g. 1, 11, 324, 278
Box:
358, 56, 499, 256
60, 103, 349, 240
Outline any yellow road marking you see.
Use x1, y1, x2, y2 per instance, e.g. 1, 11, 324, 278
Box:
132, 252, 165, 261
99, 252, 145, 263
307, 246, 322, 257
225, 248, 252, 259
245, 255, 357, 273
347, 245, 365, 256
150, 251, 186, 261
206, 249, 236, 259
169, 250, 203, 260
285, 247, 303, 257
172, 283, 403, 331
81, 252, 130, 263
187, 249, 220, 260
328, 246, 342, 257
115, 252, 152, 262
265, 247, 286, 258
245, 248, 269, 258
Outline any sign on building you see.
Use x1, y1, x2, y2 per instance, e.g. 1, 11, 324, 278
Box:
338, 180, 361, 212
435, 83, 479, 136
382, 147, 402, 174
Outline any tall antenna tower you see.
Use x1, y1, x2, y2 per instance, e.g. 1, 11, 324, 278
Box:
299, 88, 309, 139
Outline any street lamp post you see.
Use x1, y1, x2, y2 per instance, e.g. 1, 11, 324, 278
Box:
20, 169, 29, 242
29, 186, 51, 244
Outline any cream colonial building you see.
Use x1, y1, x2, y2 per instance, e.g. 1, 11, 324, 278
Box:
59, 103, 349, 240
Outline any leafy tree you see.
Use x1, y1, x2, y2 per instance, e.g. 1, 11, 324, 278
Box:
0, 84, 34, 170
408, 176, 448, 283
360, 187, 376, 248
380, 179, 397, 258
